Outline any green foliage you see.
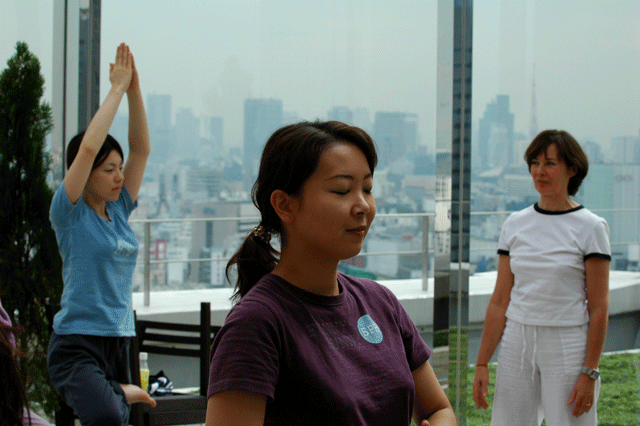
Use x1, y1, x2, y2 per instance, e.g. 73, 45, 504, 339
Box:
0, 41, 63, 417
465, 352, 640, 425
597, 353, 640, 425
465, 364, 496, 425
448, 326, 469, 426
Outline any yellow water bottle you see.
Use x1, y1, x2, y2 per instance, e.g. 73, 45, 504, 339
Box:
139, 352, 150, 392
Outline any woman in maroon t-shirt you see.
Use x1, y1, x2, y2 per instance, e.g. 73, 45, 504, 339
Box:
205, 121, 457, 426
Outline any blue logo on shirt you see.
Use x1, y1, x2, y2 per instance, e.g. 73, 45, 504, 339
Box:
116, 238, 137, 256
357, 315, 383, 344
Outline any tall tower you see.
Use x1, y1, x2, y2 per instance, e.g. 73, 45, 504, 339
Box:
175, 108, 200, 160
209, 117, 224, 156
243, 99, 283, 187
327, 106, 354, 124
77, 0, 101, 132
147, 94, 172, 163
529, 67, 538, 141
477, 95, 514, 171
373, 112, 418, 167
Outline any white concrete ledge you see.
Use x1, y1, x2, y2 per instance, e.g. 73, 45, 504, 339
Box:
131, 271, 640, 387
133, 271, 640, 328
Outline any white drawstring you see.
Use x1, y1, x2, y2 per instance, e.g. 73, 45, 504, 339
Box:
519, 324, 538, 382
531, 327, 537, 382
520, 324, 527, 372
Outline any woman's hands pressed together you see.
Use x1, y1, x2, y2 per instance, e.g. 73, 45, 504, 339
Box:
110, 42, 133, 94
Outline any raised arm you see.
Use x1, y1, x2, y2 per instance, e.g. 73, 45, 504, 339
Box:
412, 361, 457, 425
64, 43, 132, 204
122, 52, 150, 203
472, 254, 514, 409
205, 391, 266, 426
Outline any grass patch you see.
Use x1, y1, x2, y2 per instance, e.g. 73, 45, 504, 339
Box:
411, 352, 640, 425
464, 352, 640, 426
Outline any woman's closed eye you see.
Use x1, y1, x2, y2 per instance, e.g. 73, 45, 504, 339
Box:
332, 187, 372, 195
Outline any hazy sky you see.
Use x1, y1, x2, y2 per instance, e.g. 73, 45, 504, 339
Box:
2, 0, 639, 152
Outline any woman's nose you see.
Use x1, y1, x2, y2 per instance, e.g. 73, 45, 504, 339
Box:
352, 193, 371, 215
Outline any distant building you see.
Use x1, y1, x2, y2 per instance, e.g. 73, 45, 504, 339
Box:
328, 106, 354, 124
611, 136, 640, 164
243, 98, 283, 187
353, 108, 372, 134
501, 174, 538, 200
198, 247, 226, 287
188, 200, 258, 284
581, 163, 640, 269
175, 108, 200, 160
582, 140, 604, 164
186, 166, 223, 198
478, 95, 515, 172
373, 112, 418, 167
402, 175, 436, 210
109, 114, 128, 152
199, 116, 224, 160
147, 94, 172, 162
413, 145, 436, 175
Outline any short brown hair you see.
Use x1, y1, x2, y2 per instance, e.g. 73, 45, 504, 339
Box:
524, 130, 588, 196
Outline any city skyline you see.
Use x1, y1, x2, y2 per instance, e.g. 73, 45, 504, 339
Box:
2, 0, 639, 153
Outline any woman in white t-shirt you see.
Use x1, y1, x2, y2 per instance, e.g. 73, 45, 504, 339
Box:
473, 130, 611, 426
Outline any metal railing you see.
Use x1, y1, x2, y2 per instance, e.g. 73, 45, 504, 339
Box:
131, 208, 640, 306
130, 213, 435, 306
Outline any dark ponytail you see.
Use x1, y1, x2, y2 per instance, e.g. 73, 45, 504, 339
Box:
226, 120, 377, 302
226, 228, 279, 303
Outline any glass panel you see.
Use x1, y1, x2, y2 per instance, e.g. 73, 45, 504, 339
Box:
471, 0, 640, 273
100, 0, 438, 290
1, 1, 54, 153
0, 2, 54, 102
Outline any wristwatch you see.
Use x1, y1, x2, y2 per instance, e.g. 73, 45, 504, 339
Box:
581, 366, 600, 380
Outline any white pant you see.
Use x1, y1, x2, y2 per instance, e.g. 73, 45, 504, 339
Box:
491, 320, 600, 426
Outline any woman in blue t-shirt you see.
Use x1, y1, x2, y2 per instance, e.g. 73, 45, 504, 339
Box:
47, 43, 155, 426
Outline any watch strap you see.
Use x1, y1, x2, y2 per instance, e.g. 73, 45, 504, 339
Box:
581, 366, 599, 379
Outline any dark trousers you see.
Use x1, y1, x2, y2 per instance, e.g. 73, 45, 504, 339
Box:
48, 332, 132, 426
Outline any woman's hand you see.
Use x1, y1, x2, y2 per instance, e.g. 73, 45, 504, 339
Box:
127, 53, 141, 94
120, 383, 156, 407
109, 43, 133, 93
472, 366, 490, 409
568, 373, 596, 417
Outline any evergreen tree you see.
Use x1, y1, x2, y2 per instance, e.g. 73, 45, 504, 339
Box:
0, 42, 63, 416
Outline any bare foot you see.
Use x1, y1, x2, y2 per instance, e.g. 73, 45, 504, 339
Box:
120, 384, 157, 407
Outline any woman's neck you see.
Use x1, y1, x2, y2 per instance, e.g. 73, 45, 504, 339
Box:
83, 192, 109, 220
272, 252, 340, 297
537, 195, 579, 212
